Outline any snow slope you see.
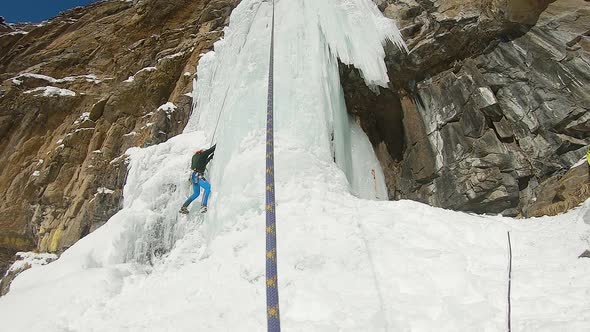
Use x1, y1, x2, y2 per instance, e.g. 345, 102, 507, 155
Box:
1, 0, 589, 331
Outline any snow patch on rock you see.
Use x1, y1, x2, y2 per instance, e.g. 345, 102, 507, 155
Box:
572, 156, 588, 168
157, 102, 177, 113
74, 112, 91, 125
157, 51, 186, 63
124, 67, 157, 83
12, 73, 103, 84
24, 86, 76, 97
96, 187, 115, 195
7, 252, 58, 274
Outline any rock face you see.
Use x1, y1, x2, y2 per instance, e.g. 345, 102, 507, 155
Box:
343, 0, 589, 216
528, 163, 589, 217
0, 0, 238, 277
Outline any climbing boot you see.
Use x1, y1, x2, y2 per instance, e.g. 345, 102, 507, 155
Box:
199, 205, 208, 214
179, 206, 189, 214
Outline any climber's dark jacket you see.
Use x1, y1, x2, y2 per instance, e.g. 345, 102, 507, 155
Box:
191, 145, 216, 173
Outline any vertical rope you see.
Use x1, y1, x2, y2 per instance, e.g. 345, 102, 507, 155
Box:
209, 84, 231, 147
507, 231, 512, 332
265, 1, 280, 331
208, 2, 265, 147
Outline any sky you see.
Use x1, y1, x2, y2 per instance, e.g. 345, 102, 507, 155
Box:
1, 0, 96, 23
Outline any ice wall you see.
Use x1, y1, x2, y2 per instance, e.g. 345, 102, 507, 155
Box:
188, 0, 403, 205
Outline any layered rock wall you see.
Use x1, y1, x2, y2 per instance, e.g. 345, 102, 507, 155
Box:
344, 0, 589, 216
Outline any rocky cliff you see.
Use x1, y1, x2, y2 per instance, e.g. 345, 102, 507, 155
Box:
0, 0, 238, 278
343, 0, 589, 216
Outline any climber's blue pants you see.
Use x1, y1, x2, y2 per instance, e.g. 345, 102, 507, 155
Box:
183, 172, 211, 207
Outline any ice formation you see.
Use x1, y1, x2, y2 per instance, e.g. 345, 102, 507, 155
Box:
0, 1, 589, 331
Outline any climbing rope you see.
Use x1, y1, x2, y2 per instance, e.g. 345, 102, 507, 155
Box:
264, 0, 281, 331
209, 84, 231, 147
507, 231, 513, 332
207, 2, 265, 148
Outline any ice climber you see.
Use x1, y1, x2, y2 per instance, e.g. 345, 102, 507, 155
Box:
180, 145, 216, 214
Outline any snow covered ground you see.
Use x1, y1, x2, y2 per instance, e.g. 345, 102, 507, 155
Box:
1, 0, 589, 331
